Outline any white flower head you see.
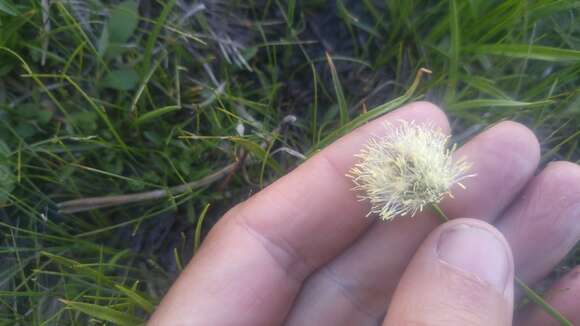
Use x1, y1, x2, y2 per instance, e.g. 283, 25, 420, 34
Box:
348, 121, 474, 221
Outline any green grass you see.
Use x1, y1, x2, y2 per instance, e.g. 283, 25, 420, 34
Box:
0, 0, 578, 324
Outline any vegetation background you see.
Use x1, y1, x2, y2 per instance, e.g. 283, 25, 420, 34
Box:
0, 0, 578, 324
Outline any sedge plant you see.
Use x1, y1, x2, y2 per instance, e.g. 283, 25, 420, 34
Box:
349, 122, 572, 326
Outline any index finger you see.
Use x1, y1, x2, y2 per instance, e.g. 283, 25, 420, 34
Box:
149, 102, 450, 325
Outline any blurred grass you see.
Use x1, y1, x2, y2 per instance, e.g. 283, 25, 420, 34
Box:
0, 0, 578, 324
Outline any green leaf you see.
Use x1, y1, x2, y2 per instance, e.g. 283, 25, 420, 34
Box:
0, 13, 28, 75
462, 76, 510, 99
37, 109, 53, 124
97, 23, 109, 58
471, 44, 580, 62
446, 0, 460, 101
0, 0, 18, 16
142, 0, 176, 74
0, 140, 14, 204
114, 285, 155, 313
41, 252, 113, 285
448, 99, 553, 110
103, 69, 140, 91
0, 62, 14, 76
194, 204, 210, 252
108, 1, 139, 44
133, 105, 180, 126
60, 300, 144, 326
229, 137, 283, 174
69, 111, 98, 132
326, 53, 349, 127
310, 68, 431, 154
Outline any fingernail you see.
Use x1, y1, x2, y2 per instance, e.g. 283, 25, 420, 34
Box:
437, 224, 510, 291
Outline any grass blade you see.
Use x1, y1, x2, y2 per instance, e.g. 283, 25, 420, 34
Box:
194, 203, 211, 252
448, 99, 553, 111
60, 300, 145, 325
326, 52, 349, 127
310, 68, 431, 154
472, 44, 580, 62
114, 285, 155, 313
446, 0, 460, 101
142, 0, 177, 75
133, 105, 180, 126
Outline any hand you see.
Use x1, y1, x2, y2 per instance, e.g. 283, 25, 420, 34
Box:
149, 102, 580, 325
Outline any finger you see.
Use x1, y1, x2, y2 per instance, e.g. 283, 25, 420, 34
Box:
148, 102, 449, 325
496, 161, 580, 295
515, 266, 580, 326
285, 122, 539, 325
384, 218, 514, 326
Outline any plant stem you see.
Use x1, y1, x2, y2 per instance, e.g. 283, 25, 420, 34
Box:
430, 203, 572, 326
515, 277, 572, 326
57, 162, 238, 213
430, 203, 449, 223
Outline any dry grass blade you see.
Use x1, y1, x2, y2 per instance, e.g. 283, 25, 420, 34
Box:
57, 162, 238, 213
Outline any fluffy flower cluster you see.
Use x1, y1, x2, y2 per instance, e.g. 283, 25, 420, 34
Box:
348, 121, 473, 221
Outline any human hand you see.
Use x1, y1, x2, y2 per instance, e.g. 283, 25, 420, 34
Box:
149, 102, 580, 325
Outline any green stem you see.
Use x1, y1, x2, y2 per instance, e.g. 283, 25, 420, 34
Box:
430, 203, 449, 223
515, 277, 572, 326
430, 203, 572, 326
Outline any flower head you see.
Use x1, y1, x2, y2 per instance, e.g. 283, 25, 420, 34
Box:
347, 121, 473, 221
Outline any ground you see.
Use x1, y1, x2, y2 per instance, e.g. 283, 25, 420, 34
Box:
0, 0, 578, 324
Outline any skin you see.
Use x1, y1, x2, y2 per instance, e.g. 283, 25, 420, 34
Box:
149, 102, 580, 325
